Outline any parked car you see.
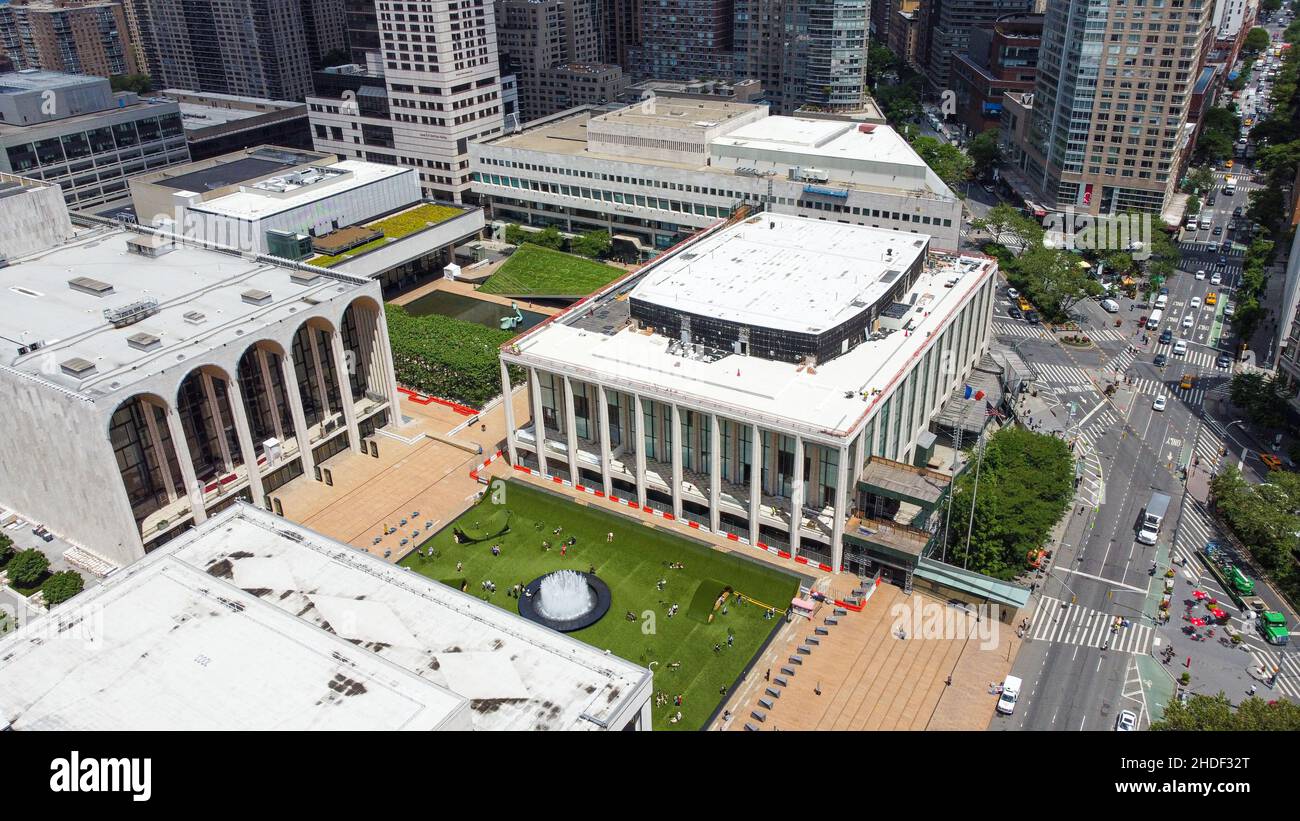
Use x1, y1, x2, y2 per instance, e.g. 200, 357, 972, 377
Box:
1024, 310, 1041, 324
1007, 287, 1020, 300
1115, 710, 1138, 731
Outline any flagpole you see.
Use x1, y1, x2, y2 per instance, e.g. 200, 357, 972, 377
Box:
963, 426, 986, 571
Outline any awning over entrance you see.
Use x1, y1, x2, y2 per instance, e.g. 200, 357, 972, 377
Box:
914, 556, 1031, 610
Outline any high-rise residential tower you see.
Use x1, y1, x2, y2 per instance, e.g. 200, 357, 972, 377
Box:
0, 0, 139, 78
1025, 0, 1211, 215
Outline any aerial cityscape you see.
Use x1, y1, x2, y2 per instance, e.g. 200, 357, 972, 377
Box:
0, 0, 1298, 757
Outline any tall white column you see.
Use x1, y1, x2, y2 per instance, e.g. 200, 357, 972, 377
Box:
855, 426, 868, 481
709, 413, 721, 532
597, 384, 613, 497
165, 406, 206, 525
501, 359, 517, 464
789, 435, 804, 556
831, 444, 849, 573
256, 348, 284, 442
529, 367, 549, 476
633, 393, 647, 508
372, 301, 404, 425
225, 376, 265, 508
748, 423, 761, 544
562, 376, 580, 483
141, 400, 178, 503
200, 371, 233, 473
331, 330, 363, 454
670, 403, 683, 519
281, 352, 316, 481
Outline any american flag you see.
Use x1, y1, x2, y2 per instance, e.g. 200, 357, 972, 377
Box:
986, 400, 1005, 419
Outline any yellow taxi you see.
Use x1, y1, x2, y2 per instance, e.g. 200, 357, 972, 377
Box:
1245, 118, 1254, 127
1206, 291, 1218, 305
1260, 453, 1282, 471
1225, 159, 1235, 168
1180, 373, 1196, 390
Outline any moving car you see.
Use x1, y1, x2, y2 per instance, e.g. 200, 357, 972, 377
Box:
1100, 298, 1119, 313
1210, 271, 1222, 285
1213, 225, 1223, 236
1190, 297, 1201, 309
1182, 314, 1194, 329
1153, 395, 1167, 412
1180, 373, 1196, 390
1115, 710, 1138, 731
1159, 328, 1173, 344
1206, 292, 1218, 305
1007, 287, 1020, 300
1215, 354, 1233, 369
1260, 453, 1283, 471
1153, 353, 1167, 367
1173, 340, 1188, 356
1195, 269, 1206, 280
1024, 310, 1041, 324
1008, 306, 1023, 320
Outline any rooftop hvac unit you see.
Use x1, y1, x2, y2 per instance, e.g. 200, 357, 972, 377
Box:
103, 296, 160, 327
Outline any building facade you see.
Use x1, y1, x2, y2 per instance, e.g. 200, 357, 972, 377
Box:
0, 0, 138, 78
471, 100, 962, 255
305, 0, 507, 203
137, 0, 324, 101
920, 0, 1033, 91
950, 12, 1042, 137
161, 89, 313, 160
498, 214, 997, 574
0, 208, 401, 566
0, 70, 189, 209
495, 0, 622, 121
1024, 0, 1210, 217
632, 0, 735, 82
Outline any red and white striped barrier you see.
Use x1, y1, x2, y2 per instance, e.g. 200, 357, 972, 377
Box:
468, 449, 504, 481
397, 386, 479, 416
509, 463, 834, 573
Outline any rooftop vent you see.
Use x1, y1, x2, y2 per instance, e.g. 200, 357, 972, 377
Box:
68, 276, 114, 296
60, 357, 96, 377
241, 288, 272, 305
289, 270, 320, 285
127, 331, 161, 352
183, 310, 207, 325
103, 296, 159, 327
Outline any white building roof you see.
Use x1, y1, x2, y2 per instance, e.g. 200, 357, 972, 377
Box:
714, 117, 925, 173
0, 505, 651, 731
0, 224, 371, 399
187, 160, 414, 221
630, 214, 929, 334
506, 216, 996, 439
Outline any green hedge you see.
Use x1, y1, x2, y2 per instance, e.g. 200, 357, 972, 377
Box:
385, 304, 523, 407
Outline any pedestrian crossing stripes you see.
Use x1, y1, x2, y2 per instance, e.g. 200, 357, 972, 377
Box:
1130, 377, 1205, 406
1245, 644, 1300, 701
1031, 362, 1091, 389
1077, 408, 1120, 448
1177, 240, 1245, 257
992, 321, 1050, 339
1105, 348, 1137, 375
1163, 349, 1217, 369
1089, 328, 1127, 343
1173, 498, 1214, 573
1194, 425, 1226, 466
1026, 595, 1154, 654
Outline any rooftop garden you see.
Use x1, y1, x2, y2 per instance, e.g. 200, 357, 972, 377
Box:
308, 203, 464, 267
479, 243, 625, 298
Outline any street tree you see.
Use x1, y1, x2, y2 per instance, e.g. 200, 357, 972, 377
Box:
968, 130, 1002, 180
1153, 693, 1300, 731
909, 135, 973, 189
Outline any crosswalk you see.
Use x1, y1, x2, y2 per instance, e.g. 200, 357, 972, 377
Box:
1129, 376, 1206, 406
1176, 240, 1246, 257
1159, 348, 1218, 369
1245, 643, 1300, 701
1104, 348, 1137, 375
1027, 595, 1155, 654
1031, 362, 1092, 391
1077, 408, 1120, 449
992, 321, 1051, 339
1172, 497, 1215, 572
1194, 423, 1227, 467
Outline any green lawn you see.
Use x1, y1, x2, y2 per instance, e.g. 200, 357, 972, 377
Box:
400, 479, 800, 730
479, 244, 625, 297
309, 203, 464, 267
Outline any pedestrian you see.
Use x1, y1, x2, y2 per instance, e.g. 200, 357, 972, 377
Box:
765, 668, 771, 682
1249, 684, 1258, 696
945, 675, 952, 687
606, 531, 614, 543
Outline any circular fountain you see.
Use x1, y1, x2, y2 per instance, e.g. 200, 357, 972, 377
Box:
517, 570, 611, 632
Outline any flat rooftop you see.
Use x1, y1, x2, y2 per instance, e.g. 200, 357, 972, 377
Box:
629, 214, 928, 334
190, 160, 413, 220
152, 147, 329, 192
506, 216, 996, 438
0, 505, 651, 730
0, 69, 103, 94
590, 98, 763, 131
0, 224, 371, 399
173, 99, 303, 132
714, 117, 925, 171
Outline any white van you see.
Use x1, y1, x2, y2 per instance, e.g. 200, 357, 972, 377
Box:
1147, 309, 1163, 330
1199, 214, 1213, 230
1100, 298, 1119, 313
997, 676, 1022, 715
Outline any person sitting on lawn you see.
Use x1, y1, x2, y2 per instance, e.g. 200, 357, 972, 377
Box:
565, 536, 576, 547
542, 540, 551, 551
626, 610, 637, 621
553, 526, 563, 536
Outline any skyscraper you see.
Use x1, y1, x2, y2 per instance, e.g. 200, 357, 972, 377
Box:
633, 0, 735, 82
920, 0, 1032, 91
1025, 0, 1211, 215
139, 0, 327, 101
734, 0, 870, 114
496, 0, 615, 121
0, 0, 139, 78
307, 0, 507, 203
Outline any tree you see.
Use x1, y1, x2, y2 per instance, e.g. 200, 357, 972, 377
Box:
40, 571, 84, 607
967, 130, 1002, 180
1246, 27, 1272, 55
6, 549, 49, 588
941, 427, 1074, 579
909, 135, 973, 189
530, 225, 566, 251
1193, 106, 1241, 163
1183, 164, 1216, 196
569, 229, 612, 259
503, 223, 528, 246
971, 203, 1041, 251
1152, 692, 1300, 730
110, 74, 152, 94
1015, 244, 1103, 321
